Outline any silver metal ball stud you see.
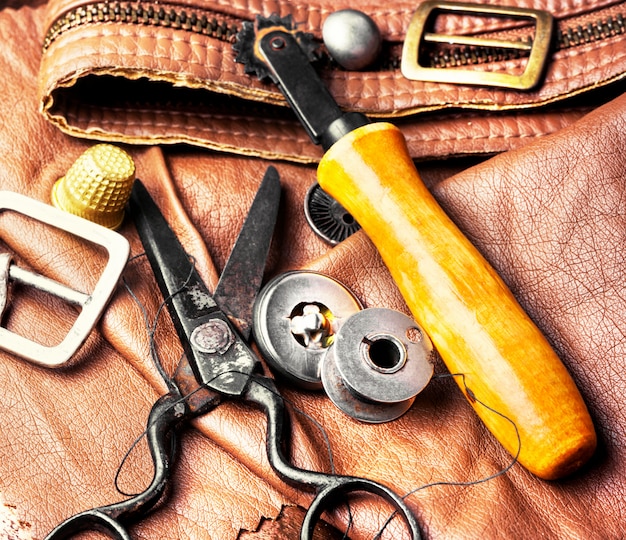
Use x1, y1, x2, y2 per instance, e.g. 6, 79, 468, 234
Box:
322, 9, 382, 70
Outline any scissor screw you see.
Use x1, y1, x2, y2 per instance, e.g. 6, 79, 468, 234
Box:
191, 319, 234, 355
173, 402, 186, 418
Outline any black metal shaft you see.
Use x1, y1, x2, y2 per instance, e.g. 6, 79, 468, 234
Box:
257, 29, 369, 151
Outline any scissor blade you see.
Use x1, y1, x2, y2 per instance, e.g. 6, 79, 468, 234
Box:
129, 180, 219, 343
213, 166, 281, 340
130, 180, 258, 396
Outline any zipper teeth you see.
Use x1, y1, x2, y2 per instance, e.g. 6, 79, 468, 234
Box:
44, 1, 625, 70
43, 1, 241, 50
423, 12, 626, 69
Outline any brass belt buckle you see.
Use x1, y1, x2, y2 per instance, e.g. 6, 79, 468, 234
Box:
0, 192, 129, 367
401, 0, 554, 90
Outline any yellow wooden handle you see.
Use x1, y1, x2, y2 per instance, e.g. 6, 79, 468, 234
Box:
317, 122, 596, 480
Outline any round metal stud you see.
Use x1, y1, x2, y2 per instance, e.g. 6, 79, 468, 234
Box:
321, 308, 434, 423
304, 183, 361, 245
322, 9, 382, 71
252, 271, 363, 389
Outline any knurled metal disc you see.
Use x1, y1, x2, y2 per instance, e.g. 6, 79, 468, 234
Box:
304, 183, 361, 245
234, 14, 319, 81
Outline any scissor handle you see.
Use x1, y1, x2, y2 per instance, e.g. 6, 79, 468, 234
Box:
302, 476, 421, 540
245, 376, 422, 539
44, 393, 182, 540
43, 509, 132, 540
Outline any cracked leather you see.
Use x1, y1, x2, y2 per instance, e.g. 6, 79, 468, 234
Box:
1, 2, 626, 539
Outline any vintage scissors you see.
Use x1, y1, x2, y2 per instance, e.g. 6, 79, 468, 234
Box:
44, 167, 421, 540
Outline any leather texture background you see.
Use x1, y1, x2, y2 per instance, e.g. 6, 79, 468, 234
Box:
0, 1, 625, 539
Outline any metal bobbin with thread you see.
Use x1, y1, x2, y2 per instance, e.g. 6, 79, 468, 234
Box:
321, 307, 435, 423
253, 271, 435, 422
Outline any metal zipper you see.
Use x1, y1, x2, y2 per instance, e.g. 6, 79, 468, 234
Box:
43, 1, 241, 50
43, 1, 625, 71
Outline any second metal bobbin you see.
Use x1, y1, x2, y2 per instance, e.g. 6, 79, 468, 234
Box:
321, 308, 434, 423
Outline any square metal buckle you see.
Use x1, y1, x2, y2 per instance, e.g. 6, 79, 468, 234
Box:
0, 191, 129, 367
401, 1, 554, 90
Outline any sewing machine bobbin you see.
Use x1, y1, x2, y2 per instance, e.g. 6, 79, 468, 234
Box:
321, 308, 434, 423
252, 271, 363, 389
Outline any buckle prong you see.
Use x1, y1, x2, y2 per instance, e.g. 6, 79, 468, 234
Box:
423, 32, 533, 52
8, 264, 90, 306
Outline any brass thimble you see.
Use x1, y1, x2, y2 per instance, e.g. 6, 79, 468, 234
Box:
52, 144, 136, 229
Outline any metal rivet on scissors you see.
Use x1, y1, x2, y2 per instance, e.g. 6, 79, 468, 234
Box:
44, 167, 422, 540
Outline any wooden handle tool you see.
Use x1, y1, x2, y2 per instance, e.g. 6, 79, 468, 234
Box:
318, 123, 596, 479
234, 15, 596, 479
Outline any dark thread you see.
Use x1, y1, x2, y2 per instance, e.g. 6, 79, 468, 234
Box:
113, 378, 190, 498
123, 251, 199, 394
373, 372, 521, 539
113, 368, 259, 497
465, 385, 477, 404
121, 253, 344, 486
112, 362, 358, 535
120, 256, 456, 538
116, 270, 521, 539
115, 252, 203, 496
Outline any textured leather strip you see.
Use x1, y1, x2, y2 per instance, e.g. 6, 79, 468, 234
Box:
37, 0, 626, 162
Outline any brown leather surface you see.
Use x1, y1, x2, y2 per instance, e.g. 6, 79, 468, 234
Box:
37, 0, 626, 162
1, 2, 626, 540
